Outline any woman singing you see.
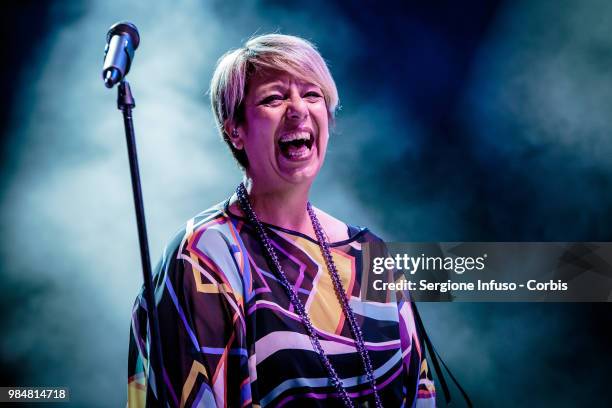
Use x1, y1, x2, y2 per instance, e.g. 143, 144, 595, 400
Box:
128, 34, 436, 407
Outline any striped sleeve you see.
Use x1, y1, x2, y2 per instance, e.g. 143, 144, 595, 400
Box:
397, 293, 437, 407
128, 218, 250, 407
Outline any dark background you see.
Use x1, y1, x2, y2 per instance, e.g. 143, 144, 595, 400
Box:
1, 0, 611, 406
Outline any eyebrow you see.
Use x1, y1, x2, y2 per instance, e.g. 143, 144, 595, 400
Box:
253, 79, 320, 93
255, 83, 286, 93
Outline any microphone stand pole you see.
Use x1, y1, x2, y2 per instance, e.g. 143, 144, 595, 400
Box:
117, 80, 168, 407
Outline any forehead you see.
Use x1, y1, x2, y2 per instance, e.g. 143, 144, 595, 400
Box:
246, 70, 319, 93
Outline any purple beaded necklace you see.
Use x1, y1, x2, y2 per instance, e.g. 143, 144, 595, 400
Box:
236, 183, 383, 408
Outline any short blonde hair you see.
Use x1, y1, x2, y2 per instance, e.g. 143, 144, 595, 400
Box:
210, 34, 339, 168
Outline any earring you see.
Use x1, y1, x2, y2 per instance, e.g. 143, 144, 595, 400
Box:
230, 128, 243, 150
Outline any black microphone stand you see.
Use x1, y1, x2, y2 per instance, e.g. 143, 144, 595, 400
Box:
117, 80, 168, 407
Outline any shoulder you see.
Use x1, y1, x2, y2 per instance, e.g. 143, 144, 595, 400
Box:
313, 207, 384, 244
149, 200, 248, 299
158, 201, 238, 271
312, 207, 350, 242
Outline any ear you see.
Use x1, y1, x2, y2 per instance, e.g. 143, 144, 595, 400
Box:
224, 120, 244, 150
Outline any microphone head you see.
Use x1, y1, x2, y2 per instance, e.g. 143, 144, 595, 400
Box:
104, 69, 121, 88
107, 21, 140, 50
102, 21, 140, 88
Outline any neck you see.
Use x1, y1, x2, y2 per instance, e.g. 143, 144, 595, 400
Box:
241, 177, 313, 233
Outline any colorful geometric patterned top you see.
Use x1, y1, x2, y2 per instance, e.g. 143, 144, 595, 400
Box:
127, 201, 436, 407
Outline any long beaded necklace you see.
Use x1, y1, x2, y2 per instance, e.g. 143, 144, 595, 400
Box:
236, 183, 383, 408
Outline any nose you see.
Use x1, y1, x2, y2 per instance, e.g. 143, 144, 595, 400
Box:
286, 92, 308, 122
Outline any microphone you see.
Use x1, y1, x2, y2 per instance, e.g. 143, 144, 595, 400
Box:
102, 22, 140, 88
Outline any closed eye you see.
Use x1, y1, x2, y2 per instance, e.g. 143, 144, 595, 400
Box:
304, 91, 322, 98
258, 94, 284, 105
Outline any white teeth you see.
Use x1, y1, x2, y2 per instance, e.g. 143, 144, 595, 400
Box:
279, 131, 311, 143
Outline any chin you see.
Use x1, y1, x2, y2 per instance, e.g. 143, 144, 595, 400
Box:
279, 166, 320, 185
276, 152, 324, 185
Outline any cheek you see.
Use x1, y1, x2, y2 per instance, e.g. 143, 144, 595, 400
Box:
313, 102, 329, 126
313, 108, 330, 144
243, 111, 281, 157
318, 131, 330, 155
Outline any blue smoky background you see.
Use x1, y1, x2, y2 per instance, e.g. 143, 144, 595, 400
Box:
1, 0, 611, 406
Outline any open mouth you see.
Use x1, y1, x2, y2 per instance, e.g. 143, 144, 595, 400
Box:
278, 131, 315, 160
